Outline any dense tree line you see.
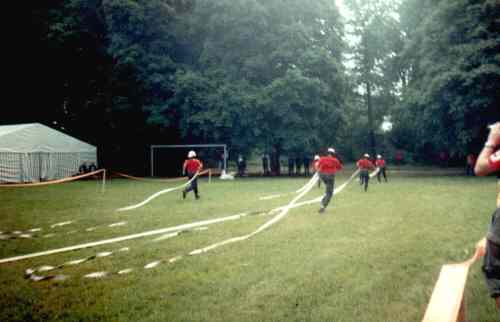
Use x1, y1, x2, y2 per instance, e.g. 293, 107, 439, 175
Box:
392, 0, 500, 163
10, 0, 500, 172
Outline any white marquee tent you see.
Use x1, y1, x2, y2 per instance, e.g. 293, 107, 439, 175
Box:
0, 123, 97, 183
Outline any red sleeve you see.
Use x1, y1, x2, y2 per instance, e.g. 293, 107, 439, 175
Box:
336, 159, 343, 170
489, 150, 500, 171
356, 160, 361, 167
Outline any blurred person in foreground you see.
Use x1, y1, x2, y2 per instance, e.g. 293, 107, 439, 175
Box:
475, 122, 500, 309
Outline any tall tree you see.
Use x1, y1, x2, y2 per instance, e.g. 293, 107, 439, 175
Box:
394, 0, 500, 161
154, 0, 347, 159
344, 0, 401, 157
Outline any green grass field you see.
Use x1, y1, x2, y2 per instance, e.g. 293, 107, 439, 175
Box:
0, 169, 499, 322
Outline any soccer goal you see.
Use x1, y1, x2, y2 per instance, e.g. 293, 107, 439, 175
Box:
150, 144, 228, 177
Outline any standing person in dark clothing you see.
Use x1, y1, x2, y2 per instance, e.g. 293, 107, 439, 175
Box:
466, 153, 476, 176
262, 154, 270, 176
295, 156, 302, 176
316, 148, 343, 213
475, 122, 500, 309
357, 153, 375, 192
270, 151, 281, 176
375, 154, 388, 183
237, 154, 246, 176
182, 150, 203, 200
218, 151, 225, 171
395, 151, 404, 165
78, 161, 89, 174
88, 162, 97, 172
303, 155, 311, 176
288, 156, 295, 176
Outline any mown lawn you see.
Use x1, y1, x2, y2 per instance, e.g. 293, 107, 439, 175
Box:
0, 169, 498, 322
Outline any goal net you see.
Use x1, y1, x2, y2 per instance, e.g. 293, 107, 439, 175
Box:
150, 144, 227, 177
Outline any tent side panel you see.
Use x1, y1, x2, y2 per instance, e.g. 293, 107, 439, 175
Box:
0, 152, 97, 183
0, 153, 22, 183
49, 152, 97, 180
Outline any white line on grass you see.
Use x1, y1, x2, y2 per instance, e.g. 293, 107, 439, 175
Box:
189, 169, 361, 256
22, 171, 362, 281
25, 246, 131, 275
0, 212, 249, 264
189, 173, 321, 255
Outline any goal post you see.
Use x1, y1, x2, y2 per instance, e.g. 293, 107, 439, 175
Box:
150, 144, 228, 177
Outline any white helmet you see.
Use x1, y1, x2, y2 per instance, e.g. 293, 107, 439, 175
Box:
188, 150, 196, 158
327, 148, 335, 154
377, 154, 382, 159
364, 153, 370, 158
314, 155, 320, 160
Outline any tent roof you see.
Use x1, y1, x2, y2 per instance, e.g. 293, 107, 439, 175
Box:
0, 123, 96, 153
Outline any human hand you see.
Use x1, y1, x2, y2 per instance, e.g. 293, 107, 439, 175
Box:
487, 122, 500, 146
476, 238, 486, 257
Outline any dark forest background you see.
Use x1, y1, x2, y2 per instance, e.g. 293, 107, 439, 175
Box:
8, 0, 499, 174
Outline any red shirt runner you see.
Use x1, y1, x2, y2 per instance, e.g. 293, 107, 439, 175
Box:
184, 159, 203, 174
357, 159, 375, 170
317, 156, 343, 175
375, 159, 386, 168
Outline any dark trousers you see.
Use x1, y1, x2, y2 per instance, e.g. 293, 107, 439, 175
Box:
360, 170, 369, 191
377, 167, 387, 182
484, 208, 500, 299
319, 173, 335, 209
184, 173, 199, 196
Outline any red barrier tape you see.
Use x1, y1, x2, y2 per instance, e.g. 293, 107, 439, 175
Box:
0, 169, 106, 188
113, 169, 211, 183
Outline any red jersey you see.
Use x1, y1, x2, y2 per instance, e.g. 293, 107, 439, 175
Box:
317, 156, 342, 174
183, 158, 203, 174
357, 159, 375, 170
375, 159, 386, 167
489, 150, 500, 171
